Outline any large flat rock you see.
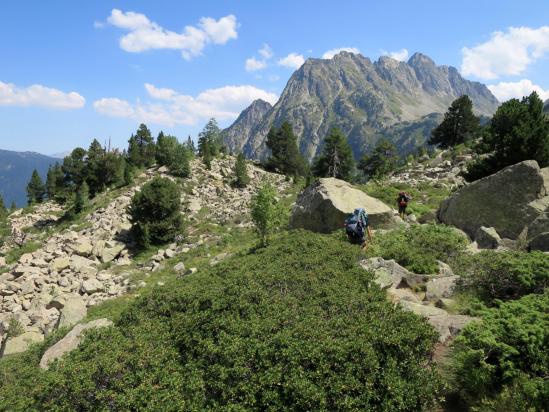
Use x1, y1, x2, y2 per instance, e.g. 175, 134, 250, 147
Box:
290, 178, 398, 233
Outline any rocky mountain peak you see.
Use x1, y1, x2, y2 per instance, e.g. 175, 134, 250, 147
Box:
223, 51, 499, 161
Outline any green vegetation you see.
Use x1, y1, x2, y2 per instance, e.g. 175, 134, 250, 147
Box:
366, 224, 468, 274
312, 127, 356, 181
0, 231, 443, 411
156, 133, 192, 178
250, 183, 285, 246
129, 177, 184, 248
265, 121, 309, 178
25, 169, 45, 205
358, 138, 398, 180
198, 117, 223, 158
233, 152, 250, 187
454, 250, 549, 306
451, 293, 548, 411
429, 95, 480, 148
465, 91, 549, 181
362, 180, 451, 219
128, 123, 156, 168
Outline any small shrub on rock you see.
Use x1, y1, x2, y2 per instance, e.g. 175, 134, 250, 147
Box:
128, 177, 184, 247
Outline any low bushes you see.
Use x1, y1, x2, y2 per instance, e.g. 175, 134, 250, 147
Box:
451, 293, 549, 411
0, 231, 443, 410
366, 224, 468, 274
454, 250, 549, 305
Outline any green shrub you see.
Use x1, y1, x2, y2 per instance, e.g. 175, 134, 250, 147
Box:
250, 183, 285, 246
233, 152, 250, 188
455, 250, 549, 305
128, 177, 184, 247
451, 293, 549, 411
366, 224, 468, 274
0, 231, 443, 410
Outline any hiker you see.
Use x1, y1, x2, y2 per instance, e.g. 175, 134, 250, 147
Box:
344, 208, 373, 249
397, 191, 411, 219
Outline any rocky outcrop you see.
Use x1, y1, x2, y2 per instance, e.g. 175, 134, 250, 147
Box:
289, 178, 399, 233
438, 160, 549, 251
224, 51, 498, 161
360, 257, 475, 343
39, 318, 113, 369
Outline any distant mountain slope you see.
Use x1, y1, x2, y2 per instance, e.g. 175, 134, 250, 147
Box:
223, 51, 499, 161
0, 150, 58, 207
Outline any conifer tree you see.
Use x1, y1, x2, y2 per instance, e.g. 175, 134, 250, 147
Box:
155, 134, 179, 167
26, 170, 46, 205
312, 127, 355, 181
62, 148, 87, 188
0, 194, 6, 217
86, 139, 107, 195
234, 153, 250, 188
169, 143, 191, 178
203, 140, 212, 170
73, 181, 89, 214
265, 121, 308, 178
186, 135, 196, 154
359, 139, 398, 179
128, 124, 156, 167
10, 201, 16, 212
198, 118, 222, 157
429, 95, 480, 148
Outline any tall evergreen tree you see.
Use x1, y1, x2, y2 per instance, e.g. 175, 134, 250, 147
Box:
198, 118, 222, 157
169, 143, 191, 178
155, 134, 179, 167
429, 95, 480, 148
203, 140, 212, 170
62, 148, 87, 188
86, 139, 107, 195
26, 170, 46, 205
465, 91, 549, 181
10, 201, 17, 212
128, 124, 156, 167
73, 181, 89, 215
0, 194, 6, 217
359, 139, 398, 179
312, 127, 355, 181
186, 135, 196, 154
234, 153, 250, 188
265, 121, 308, 178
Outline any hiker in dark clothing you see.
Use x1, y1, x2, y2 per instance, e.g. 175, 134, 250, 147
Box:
344, 208, 373, 249
397, 191, 411, 219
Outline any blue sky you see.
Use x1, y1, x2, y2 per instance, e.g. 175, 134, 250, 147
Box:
0, 0, 548, 155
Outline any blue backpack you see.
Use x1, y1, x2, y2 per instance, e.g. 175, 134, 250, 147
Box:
345, 208, 368, 243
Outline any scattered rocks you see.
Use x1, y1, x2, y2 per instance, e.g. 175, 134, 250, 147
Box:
56, 296, 87, 329
2, 330, 44, 356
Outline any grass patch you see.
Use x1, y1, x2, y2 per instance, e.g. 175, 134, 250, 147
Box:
5, 241, 42, 264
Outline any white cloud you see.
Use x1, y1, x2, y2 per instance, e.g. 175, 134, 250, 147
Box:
94, 83, 278, 127
93, 98, 135, 117
278, 53, 305, 69
259, 43, 273, 59
0, 81, 85, 109
245, 57, 267, 72
106, 9, 238, 59
322, 47, 360, 59
487, 79, 549, 102
461, 26, 549, 80
381, 48, 409, 62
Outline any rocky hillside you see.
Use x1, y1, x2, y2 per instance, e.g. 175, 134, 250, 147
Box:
0, 150, 58, 207
0, 157, 290, 356
223, 51, 499, 160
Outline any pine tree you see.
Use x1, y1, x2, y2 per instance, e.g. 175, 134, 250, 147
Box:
465, 91, 549, 181
62, 148, 87, 187
169, 143, 191, 178
203, 140, 212, 170
128, 124, 156, 167
86, 139, 107, 196
429, 95, 480, 148
186, 135, 196, 154
155, 134, 179, 167
359, 139, 398, 179
26, 170, 46, 205
10, 201, 16, 212
198, 118, 222, 157
312, 127, 355, 181
0, 194, 6, 217
265, 121, 309, 178
73, 181, 89, 214
234, 153, 250, 188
